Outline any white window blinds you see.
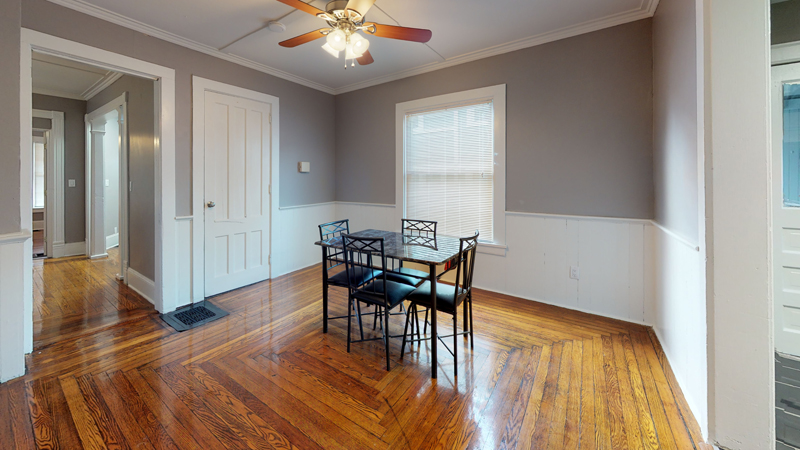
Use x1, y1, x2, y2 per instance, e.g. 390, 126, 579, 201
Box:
405, 101, 494, 241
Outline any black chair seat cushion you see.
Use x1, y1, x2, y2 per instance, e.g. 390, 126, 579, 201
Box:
327, 267, 380, 287
353, 280, 416, 308
385, 267, 429, 286
406, 281, 467, 314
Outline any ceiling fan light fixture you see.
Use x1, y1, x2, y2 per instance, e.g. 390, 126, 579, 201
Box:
321, 42, 340, 58
326, 29, 347, 51
350, 33, 369, 56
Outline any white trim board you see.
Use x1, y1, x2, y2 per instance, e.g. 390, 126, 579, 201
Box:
126, 267, 156, 305
773, 41, 800, 66
191, 76, 280, 303
45, 0, 658, 95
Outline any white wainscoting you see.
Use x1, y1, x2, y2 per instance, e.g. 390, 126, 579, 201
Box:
127, 267, 156, 305
105, 233, 119, 250
334, 204, 655, 325
52, 241, 86, 258
272, 202, 338, 278
175, 217, 193, 308
651, 223, 707, 434
0, 231, 30, 382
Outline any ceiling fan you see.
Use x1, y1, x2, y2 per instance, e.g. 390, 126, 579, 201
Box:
276, 0, 432, 67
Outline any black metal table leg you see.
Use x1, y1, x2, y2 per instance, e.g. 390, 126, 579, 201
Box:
430, 262, 437, 379
321, 247, 328, 333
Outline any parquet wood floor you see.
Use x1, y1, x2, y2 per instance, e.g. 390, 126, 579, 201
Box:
2, 256, 705, 449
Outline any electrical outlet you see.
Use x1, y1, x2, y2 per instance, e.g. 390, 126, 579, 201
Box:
114, 227, 118, 234
105, 179, 110, 187
68, 179, 76, 187
570, 266, 580, 280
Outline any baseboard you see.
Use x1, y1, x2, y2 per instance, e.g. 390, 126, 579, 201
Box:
473, 284, 653, 327
105, 233, 119, 250
126, 267, 156, 306
52, 241, 85, 258
32, 220, 44, 231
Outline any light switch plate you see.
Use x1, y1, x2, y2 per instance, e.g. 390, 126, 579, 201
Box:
298, 162, 310, 173
105, 179, 110, 187
68, 179, 76, 187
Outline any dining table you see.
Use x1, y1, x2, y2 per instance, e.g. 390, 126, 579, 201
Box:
315, 228, 464, 379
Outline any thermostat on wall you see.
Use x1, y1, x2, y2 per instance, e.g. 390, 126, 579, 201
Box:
298, 162, 310, 173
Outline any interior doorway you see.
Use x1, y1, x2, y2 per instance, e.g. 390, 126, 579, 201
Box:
28, 50, 158, 349
86, 94, 128, 281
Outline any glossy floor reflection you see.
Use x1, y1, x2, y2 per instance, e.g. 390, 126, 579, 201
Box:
3, 262, 704, 449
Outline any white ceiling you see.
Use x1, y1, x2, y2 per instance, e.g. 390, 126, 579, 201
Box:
32, 52, 122, 100
47, 0, 659, 94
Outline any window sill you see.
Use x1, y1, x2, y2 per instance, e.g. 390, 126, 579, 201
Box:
478, 242, 506, 256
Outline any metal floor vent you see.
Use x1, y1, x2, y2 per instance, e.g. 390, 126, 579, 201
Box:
160, 301, 229, 332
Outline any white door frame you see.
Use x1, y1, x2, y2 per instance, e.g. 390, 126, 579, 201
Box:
32, 109, 65, 258
21, 29, 178, 334
192, 76, 279, 303
85, 94, 128, 276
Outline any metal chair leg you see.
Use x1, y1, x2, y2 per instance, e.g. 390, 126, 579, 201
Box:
322, 281, 329, 333
384, 305, 391, 371
346, 296, 352, 353
453, 313, 458, 378
469, 293, 474, 349
356, 301, 364, 341
401, 304, 413, 358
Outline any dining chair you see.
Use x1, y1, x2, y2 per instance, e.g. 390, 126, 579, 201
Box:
319, 219, 378, 336
401, 231, 479, 377
342, 234, 416, 371
385, 219, 438, 287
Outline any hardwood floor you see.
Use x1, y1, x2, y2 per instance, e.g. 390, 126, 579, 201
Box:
33, 248, 156, 349
2, 260, 705, 449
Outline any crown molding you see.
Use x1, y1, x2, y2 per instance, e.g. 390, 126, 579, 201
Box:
82, 71, 123, 100
333, 0, 659, 94
45, 0, 658, 97
44, 0, 337, 94
32, 87, 85, 100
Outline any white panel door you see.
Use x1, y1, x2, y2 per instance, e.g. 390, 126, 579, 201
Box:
204, 91, 271, 297
773, 62, 800, 357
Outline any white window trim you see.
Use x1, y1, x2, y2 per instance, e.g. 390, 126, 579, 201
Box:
395, 84, 507, 252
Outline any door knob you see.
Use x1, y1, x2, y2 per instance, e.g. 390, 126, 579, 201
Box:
207, 201, 216, 208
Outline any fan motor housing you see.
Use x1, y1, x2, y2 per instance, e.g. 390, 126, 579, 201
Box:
326, 1, 349, 13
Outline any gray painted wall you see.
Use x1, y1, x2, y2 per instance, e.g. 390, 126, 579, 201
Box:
22, 0, 336, 214
653, 0, 699, 242
772, 0, 800, 45
0, 0, 21, 234
89, 75, 156, 280
335, 20, 654, 219
31, 94, 88, 244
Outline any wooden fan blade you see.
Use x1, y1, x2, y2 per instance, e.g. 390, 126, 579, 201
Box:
364, 23, 432, 43
275, 0, 326, 17
345, 0, 375, 17
279, 28, 328, 47
356, 50, 374, 65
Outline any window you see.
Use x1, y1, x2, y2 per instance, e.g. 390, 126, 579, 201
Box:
32, 137, 45, 209
396, 85, 506, 250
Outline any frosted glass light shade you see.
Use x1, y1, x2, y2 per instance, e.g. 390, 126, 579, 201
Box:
345, 43, 356, 60
321, 43, 340, 58
326, 29, 347, 51
350, 33, 369, 57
